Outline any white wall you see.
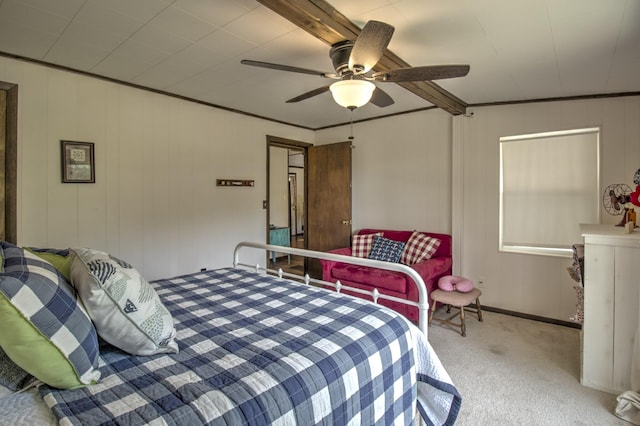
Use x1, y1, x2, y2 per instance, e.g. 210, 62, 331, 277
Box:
315, 109, 453, 234
2, 57, 313, 280
454, 97, 640, 321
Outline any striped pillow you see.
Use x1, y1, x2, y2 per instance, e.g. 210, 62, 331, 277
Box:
400, 231, 441, 265
0, 242, 100, 389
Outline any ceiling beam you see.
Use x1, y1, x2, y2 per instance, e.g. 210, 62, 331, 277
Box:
256, 0, 468, 115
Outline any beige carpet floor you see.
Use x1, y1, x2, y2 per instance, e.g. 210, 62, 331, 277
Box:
427, 309, 628, 425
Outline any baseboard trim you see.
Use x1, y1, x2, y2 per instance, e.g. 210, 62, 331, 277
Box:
482, 305, 581, 329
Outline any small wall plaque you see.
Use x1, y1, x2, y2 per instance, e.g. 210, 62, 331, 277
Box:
61, 140, 95, 183
216, 179, 255, 187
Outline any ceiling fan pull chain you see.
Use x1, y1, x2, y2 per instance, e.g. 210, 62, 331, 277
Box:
349, 110, 354, 141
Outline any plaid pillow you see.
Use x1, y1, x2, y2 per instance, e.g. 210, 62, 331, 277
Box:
400, 231, 441, 265
352, 232, 383, 258
0, 242, 101, 389
368, 236, 406, 263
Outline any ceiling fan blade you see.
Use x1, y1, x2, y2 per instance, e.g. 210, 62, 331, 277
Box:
241, 59, 336, 78
348, 21, 394, 74
286, 85, 331, 103
373, 65, 470, 82
369, 86, 394, 107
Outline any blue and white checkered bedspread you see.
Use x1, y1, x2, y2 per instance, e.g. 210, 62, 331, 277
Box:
40, 268, 460, 425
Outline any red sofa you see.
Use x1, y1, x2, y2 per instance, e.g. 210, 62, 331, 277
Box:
320, 229, 452, 322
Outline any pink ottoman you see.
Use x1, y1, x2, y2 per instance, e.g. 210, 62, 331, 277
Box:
429, 286, 483, 337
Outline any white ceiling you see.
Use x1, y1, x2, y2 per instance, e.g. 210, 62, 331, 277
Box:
0, 0, 638, 129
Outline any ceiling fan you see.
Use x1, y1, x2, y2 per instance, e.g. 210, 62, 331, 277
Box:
241, 20, 470, 110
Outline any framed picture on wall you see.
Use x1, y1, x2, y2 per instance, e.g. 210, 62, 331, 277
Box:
61, 140, 95, 183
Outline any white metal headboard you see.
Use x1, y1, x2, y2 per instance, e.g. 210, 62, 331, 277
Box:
233, 241, 430, 337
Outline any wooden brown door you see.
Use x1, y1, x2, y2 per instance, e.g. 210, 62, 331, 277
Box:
306, 141, 352, 278
0, 90, 6, 241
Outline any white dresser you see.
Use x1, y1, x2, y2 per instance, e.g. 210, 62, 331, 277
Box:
581, 224, 640, 394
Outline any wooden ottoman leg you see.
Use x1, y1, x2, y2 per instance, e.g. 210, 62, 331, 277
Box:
476, 297, 483, 322
460, 306, 466, 337
429, 300, 437, 326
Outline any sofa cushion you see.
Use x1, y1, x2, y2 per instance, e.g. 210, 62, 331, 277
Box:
330, 263, 408, 294
400, 231, 441, 265
368, 236, 405, 263
352, 232, 383, 258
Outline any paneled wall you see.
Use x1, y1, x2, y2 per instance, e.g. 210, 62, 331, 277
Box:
453, 97, 640, 320
1, 57, 313, 280
315, 109, 453, 234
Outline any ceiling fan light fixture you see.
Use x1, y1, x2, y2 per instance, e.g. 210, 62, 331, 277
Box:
329, 80, 375, 109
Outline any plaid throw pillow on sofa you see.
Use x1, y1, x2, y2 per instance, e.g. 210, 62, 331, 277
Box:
352, 232, 383, 258
400, 231, 441, 265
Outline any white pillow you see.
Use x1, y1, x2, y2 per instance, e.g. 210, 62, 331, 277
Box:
70, 248, 178, 356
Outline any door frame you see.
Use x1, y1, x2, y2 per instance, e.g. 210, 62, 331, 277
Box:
0, 81, 17, 244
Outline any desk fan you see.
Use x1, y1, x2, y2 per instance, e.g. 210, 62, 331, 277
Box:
602, 183, 632, 226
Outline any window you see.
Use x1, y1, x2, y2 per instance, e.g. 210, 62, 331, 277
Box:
499, 128, 600, 257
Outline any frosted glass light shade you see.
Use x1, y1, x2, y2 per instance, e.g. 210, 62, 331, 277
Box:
329, 80, 375, 109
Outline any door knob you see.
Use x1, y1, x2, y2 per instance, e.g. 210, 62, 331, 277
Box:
342, 220, 352, 225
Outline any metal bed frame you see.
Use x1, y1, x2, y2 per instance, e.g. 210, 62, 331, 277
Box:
233, 241, 430, 337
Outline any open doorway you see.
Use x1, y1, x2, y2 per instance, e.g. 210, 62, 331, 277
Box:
267, 136, 310, 274
267, 136, 353, 279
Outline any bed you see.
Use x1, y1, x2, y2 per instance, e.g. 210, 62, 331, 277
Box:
0, 241, 461, 425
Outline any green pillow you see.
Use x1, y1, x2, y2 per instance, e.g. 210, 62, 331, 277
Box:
24, 247, 72, 281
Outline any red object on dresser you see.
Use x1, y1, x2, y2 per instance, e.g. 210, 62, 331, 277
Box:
319, 229, 453, 322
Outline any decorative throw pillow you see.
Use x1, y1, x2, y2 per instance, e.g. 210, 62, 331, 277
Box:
368, 236, 406, 263
70, 248, 178, 356
0, 242, 101, 389
352, 232, 383, 258
400, 231, 441, 265
0, 347, 34, 391
25, 247, 72, 281
438, 275, 474, 292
